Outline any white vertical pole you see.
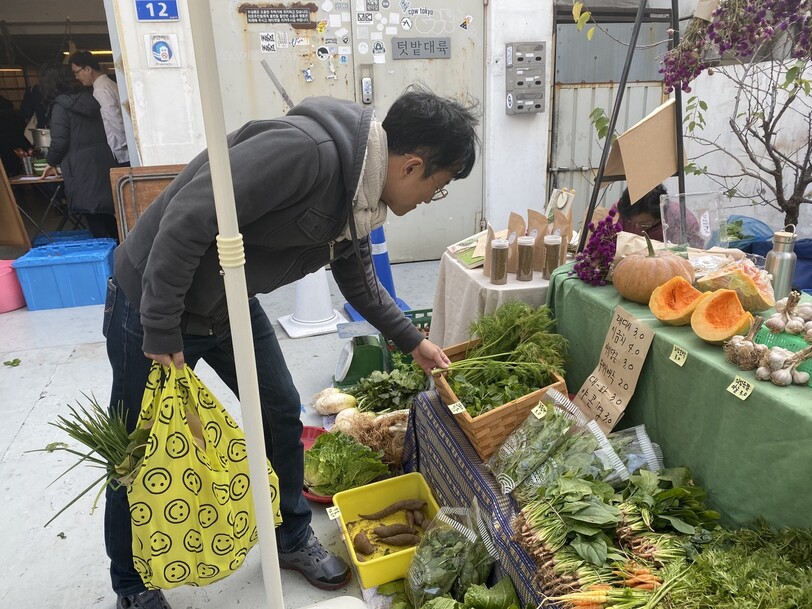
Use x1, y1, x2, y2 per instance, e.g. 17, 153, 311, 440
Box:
186, 3, 284, 608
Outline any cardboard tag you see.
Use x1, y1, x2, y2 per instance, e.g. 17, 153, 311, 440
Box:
326, 506, 341, 520
448, 401, 466, 414
727, 375, 754, 401
669, 344, 688, 367
531, 402, 548, 419
573, 305, 655, 433
552, 209, 572, 266
482, 223, 496, 277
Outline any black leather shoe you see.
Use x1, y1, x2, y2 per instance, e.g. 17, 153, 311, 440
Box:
278, 533, 351, 590
116, 590, 172, 609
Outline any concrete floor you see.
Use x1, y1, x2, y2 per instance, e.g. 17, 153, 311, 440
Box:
0, 253, 440, 609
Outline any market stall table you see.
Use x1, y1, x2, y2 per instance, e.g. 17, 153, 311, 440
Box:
403, 390, 543, 608
8, 174, 81, 241
546, 262, 812, 529
429, 252, 552, 347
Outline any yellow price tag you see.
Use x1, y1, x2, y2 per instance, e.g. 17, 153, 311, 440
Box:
669, 344, 688, 367
727, 375, 754, 401
448, 401, 466, 415
531, 403, 548, 419
326, 506, 341, 521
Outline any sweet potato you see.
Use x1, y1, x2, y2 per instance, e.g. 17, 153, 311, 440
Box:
359, 499, 427, 520
353, 531, 375, 555
377, 533, 421, 547
373, 524, 416, 538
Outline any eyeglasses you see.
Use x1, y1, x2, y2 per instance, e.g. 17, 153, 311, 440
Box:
72, 66, 88, 75
429, 173, 449, 201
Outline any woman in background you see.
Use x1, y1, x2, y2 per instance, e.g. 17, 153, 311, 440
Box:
616, 184, 668, 241
38, 62, 118, 240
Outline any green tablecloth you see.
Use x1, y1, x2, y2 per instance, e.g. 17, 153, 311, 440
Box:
546, 263, 812, 529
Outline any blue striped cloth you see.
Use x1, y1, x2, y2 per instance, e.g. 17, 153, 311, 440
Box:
403, 390, 545, 607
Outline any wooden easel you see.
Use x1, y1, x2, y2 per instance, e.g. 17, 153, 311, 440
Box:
0, 163, 31, 250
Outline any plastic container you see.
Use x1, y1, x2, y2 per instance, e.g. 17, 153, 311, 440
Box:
332, 472, 440, 588
489, 238, 509, 285
12, 239, 116, 311
542, 234, 562, 280
659, 191, 727, 250
516, 235, 535, 281
0, 263, 26, 313
32, 229, 94, 248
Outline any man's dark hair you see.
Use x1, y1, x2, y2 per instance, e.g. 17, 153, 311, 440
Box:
617, 184, 668, 220
382, 84, 480, 180
38, 62, 84, 104
69, 50, 101, 72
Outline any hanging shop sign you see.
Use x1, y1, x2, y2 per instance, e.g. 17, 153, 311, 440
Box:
135, 0, 179, 21
392, 37, 451, 60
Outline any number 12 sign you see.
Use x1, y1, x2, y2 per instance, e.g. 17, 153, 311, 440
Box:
135, 0, 179, 21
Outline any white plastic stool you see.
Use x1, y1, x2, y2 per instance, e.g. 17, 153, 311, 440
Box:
278, 267, 346, 338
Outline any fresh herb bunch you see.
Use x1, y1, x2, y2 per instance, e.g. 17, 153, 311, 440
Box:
572, 209, 621, 286
346, 368, 427, 413
32, 395, 149, 526
448, 374, 537, 418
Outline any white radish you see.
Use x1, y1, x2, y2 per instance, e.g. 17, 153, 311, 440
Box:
310, 388, 357, 415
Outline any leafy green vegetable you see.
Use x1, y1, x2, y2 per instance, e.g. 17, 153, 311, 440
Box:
463, 577, 520, 609
346, 368, 427, 413
725, 219, 754, 241
376, 580, 405, 596
487, 402, 576, 493
406, 526, 468, 608
3, 358, 21, 367
419, 597, 464, 609
303, 431, 388, 496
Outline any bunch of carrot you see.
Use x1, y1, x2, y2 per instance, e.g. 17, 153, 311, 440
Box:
611, 562, 662, 591
551, 583, 653, 609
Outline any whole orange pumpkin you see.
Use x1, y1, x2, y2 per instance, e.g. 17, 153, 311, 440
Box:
612, 234, 695, 304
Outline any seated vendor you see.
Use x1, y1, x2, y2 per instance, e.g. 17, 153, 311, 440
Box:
615, 184, 668, 242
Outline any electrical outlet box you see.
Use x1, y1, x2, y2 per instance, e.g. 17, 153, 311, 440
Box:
505, 42, 546, 114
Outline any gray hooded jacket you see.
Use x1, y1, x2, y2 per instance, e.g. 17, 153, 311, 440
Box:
114, 96, 423, 356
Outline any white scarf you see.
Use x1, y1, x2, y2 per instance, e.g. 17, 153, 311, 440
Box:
338, 121, 388, 241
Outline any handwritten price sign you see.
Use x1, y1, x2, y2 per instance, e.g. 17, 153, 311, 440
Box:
574, 305, 654, 433
727, 375, 754, 400
670, 344, 688, 367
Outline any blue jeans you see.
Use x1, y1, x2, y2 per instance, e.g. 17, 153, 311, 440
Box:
102, 277, 311, 596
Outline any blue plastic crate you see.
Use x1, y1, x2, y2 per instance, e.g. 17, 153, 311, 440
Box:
32, 229, 94, 248
12, 239, 116, 310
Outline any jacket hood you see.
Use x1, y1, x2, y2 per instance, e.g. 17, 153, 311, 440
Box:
287, 97, 374, 200
54, 91, 101, 118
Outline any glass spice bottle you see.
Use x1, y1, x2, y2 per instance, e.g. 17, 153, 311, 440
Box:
542, 235, 562, 280
516, 236, 535, 281
490, 238, 509, 285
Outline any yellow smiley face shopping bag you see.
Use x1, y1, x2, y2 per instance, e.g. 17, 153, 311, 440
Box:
128, 363, 282, 589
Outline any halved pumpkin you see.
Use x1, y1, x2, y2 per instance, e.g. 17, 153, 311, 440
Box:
649, 276, 710, 326
690, 289, 753, 345
696, 262, 775, 312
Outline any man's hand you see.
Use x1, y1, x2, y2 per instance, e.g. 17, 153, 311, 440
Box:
409, 339, 451, 375
145, 351, 185, 370
40, 165, 58, 179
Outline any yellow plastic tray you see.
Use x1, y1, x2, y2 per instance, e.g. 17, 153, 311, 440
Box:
332, 472, 440, 588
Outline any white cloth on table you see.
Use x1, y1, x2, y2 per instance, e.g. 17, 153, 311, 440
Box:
428, 252, 551, 348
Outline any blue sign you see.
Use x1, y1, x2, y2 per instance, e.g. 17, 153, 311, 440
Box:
135, 0, 179, 21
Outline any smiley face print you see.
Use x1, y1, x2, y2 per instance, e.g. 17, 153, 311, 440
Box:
183, 468, 202, 495
212, 483, 230, 506
130, 502, 152, 526
165, 431, 190, 458
229, 548, 248, 571
198, 504, 219, 528
204, 421, 222, 447
163, 560, 191, 584
183, 528, 203, 553
164, 498, 191, 524
227, 438, 247, 462
211, 533, 235, 556
158, 396, 176, 424
197, 387, 216, 409
150, 531, 172, 556
232, 511, 250, 538
230, 474, 250, 501
143, 467, 172, 494
197, 562, 220, 579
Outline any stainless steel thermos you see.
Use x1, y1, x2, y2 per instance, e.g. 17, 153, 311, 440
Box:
765, 229, 798, 301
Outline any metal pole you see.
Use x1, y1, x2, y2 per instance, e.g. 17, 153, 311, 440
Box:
577, 0, 650, 253
671, 0, 688, 232
186, 3, 285, 608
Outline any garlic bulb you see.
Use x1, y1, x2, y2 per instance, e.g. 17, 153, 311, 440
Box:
765, 315, 786, 333
775, 297, 788, 313
785, 319, 806, 335
792, 369, 810, 385
756, 366, 772, 381
770, 368, 793, 386
795, 304, 812, 321
723, 317, 764, 370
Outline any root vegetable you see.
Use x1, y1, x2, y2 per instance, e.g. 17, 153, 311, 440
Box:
353, 531, 375, 555
373, 523, 416, 538
376, 533, 420, 546
359, 499, 427, 519
412, 509, 425, 527
310, 388, 357, 415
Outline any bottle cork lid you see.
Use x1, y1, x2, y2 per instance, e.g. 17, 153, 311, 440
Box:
491, 238, 509, 249
773, 231, 797, 244
517, 236, 536, 246
544, 235, 562, 245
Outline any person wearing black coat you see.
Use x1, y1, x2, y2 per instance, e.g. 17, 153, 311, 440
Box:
38, 62, 119, 240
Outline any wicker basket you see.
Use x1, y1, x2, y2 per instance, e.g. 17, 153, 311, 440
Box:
432, 339, 568, 461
